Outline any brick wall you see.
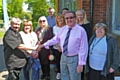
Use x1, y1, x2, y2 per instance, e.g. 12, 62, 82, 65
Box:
82, 0, 107, 27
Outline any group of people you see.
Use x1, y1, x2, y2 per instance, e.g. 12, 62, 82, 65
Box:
3, 7, 120, 80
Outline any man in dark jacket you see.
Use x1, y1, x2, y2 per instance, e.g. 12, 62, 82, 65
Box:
3, 17, 38, 80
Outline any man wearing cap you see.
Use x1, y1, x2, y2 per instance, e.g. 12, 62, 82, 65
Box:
3, 17, 38, 80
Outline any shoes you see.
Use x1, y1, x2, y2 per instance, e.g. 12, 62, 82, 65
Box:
46, 76, 50, 80
41, 74, 46, 79
56, 73, 61, 79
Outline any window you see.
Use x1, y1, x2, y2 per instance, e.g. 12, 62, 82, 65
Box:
112, 0, 120, 35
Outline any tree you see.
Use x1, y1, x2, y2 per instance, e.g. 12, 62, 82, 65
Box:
0, 0, 3, 19
27, 0, 49, 22
7, 0, 24, 18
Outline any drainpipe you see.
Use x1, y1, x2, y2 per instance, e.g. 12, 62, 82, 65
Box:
90, 0, 94, 29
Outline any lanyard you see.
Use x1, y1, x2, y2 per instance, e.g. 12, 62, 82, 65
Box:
90, 36, 104, 55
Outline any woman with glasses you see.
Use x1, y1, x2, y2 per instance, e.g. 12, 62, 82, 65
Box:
86, 23, 119, 80
19, 20, 41, 80
35, 16, 54, 80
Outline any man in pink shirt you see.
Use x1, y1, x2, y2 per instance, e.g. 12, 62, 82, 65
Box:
38, 11, 88, 80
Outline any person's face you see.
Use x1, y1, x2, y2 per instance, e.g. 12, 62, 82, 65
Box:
62, 10, 68, 15
49, 9, 55, 17
23, 25, 31, 33
11, 22, 20, 32
95, 27, 105, 37
57, 18, 64, 27
65, 13, 76, 28
76, 11, 84, 21
39, 18, 46, 28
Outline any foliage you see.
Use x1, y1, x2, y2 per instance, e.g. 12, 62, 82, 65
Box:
0, 31, 5, 38
0, 0, 3, 19
27, 0, 49, 22
7, 0, 24, 18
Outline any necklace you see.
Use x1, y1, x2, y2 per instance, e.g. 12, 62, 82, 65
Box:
90, 36, 104, 55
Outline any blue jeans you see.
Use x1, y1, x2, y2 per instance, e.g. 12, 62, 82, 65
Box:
23, 57, 41, 80
60, 54, 81, 80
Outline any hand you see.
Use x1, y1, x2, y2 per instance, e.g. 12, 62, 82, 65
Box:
109, 67, 115, 73
31, 51, 38, 58
77, 65, 83, 73
37, 44, 44, 51
31, 53, 37, 58
58, 47, 62, 52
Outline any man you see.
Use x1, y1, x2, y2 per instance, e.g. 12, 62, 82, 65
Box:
46, 7, 56, 27
38, 11, 88, 80
61, 8, 69, 15
3, 17, 38, 80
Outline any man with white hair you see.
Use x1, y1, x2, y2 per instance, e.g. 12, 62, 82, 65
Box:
3, 17, 38, 80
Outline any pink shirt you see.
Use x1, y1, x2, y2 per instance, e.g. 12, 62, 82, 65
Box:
43, 24, 88, 65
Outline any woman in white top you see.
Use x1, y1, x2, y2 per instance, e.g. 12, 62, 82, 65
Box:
53, 14, 66, 79
19, 20, 40, 80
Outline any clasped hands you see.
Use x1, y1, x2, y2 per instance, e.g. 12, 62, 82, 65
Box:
30, 44, 44, 58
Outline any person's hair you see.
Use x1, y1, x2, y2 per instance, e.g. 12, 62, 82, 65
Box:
93, 23, 107, 33
38, 16, 49, 29
48, 7, 55, 12
61, 8, 69, 12
22, 20, 33, 32
76, 9, 89, 24
56, 14, 66, 26
11, 17, 21, 24
65, 11, 76, 18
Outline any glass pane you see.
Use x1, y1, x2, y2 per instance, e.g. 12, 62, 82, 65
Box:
112, 0, 120, 35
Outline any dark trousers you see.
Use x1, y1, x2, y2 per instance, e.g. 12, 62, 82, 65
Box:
41, 64, 50, 77
23, 58, 32, 80
89, 68, 114, 80
7, 68, 22, 80
81, 66, 85, 80
53, 49, 62, 73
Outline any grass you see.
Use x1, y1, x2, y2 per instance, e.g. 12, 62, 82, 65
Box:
0, 32, 5, 39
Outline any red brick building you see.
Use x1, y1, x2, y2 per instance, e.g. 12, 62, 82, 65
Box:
56, 0, 120, 47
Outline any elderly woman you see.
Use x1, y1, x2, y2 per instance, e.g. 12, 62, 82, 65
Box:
86, 23, 119, 80
19, 20, 40, 80
35, 16, 54, 80
53, 14, 66, 79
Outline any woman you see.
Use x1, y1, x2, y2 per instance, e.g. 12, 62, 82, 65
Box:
35, 16, 54, 80
76, 9, 92, 80
53, 14, 66, 79
19, 20, 40, 80
87, 23, 119, 80
76, 9, 92, 41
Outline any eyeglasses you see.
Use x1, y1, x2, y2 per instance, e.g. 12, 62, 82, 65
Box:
65, 16, 75, 20
39, 20, 46, 23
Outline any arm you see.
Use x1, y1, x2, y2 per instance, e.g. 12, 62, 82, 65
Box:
17, 44, 38, 50
109, 37, 119, 73
78, 29, 88, 65
55, 44, 62, 52
77, 28, 88, 73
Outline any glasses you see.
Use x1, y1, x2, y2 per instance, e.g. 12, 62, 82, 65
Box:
65, 16, 74, 20
39, 20, 46, 23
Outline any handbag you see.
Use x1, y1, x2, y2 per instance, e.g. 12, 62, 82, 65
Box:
48, 47, 54, 61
